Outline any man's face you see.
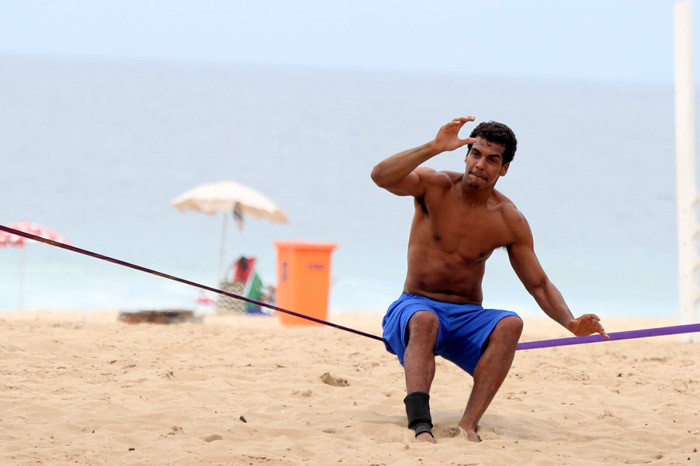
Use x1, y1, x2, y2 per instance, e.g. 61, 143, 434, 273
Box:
464, 137, 509, 189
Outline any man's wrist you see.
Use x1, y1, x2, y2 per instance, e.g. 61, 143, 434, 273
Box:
425, 141, 443, 157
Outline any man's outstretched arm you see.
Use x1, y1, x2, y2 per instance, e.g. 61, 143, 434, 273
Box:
506, 211, 609, 338
370, 116, 476, 196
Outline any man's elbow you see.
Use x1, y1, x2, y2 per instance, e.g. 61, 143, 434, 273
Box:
370, 165, 389, 188
525, 277, 549, 298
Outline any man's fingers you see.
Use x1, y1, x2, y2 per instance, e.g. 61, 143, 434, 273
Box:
437, 117, 475, 150
594, 321, 610, 339
448, 116, 476, 127
448, 116, 476, 126
446, 118, 472, 129
572, 314, 609, 339
454, 137, 477, 148
587, 315, 609, 339
445, 118, 476, 145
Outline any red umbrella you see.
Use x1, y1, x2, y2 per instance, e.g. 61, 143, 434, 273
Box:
0, 220, 71, 309
0, 229, 23, 247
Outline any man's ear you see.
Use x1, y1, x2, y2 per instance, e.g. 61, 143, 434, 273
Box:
499, 162, 510, 177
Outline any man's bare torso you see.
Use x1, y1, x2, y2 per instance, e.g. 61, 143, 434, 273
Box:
403, 170, 519, 305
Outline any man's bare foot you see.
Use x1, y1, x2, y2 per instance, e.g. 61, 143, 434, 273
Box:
416, 432, 437, 443
458, 425, 481, 443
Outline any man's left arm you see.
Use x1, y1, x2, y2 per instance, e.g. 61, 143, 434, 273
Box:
506, 210, 609, 339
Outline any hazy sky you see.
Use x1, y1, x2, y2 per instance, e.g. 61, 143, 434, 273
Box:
0, 0, 697, 84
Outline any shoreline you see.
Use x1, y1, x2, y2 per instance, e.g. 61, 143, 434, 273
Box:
0, 308, 685, 336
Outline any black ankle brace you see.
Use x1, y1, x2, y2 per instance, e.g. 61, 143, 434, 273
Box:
404, 392, 433, 437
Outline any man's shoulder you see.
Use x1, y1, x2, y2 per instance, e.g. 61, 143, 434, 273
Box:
492, 189, 515, 207
493, 190, 527, 223
492, 191, 532, 241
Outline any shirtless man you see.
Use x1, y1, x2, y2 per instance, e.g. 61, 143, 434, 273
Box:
371, 116, 609, 443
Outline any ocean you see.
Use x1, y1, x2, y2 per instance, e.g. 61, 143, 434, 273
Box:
0, 56, 687, 319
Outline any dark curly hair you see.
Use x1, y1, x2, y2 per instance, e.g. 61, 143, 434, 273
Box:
467, 121, 517, 165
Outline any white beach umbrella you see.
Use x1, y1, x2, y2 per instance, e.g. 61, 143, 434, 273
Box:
171, 180, 289, 281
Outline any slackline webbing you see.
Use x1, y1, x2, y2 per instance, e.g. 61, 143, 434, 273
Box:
0, 224, 385, 342
517, 323, 700, 350
2, 224, 698, 349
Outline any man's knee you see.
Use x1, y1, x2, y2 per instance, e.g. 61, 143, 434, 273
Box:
491, 316, 523, 344
406, 311, 439, 345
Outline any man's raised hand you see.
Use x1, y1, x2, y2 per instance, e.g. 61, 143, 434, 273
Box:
432, 116, 478, 153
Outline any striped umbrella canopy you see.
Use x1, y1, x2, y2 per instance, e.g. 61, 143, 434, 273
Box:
0, 229, 23, 247
0, 220, 71, 309
0, 220, 71, 247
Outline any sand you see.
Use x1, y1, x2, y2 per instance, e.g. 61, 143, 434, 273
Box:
1, 310, 699, 465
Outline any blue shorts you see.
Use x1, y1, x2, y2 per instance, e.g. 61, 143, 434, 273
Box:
382, 293, 519, 375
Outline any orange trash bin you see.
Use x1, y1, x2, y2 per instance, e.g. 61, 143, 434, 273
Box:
274, 241, 338, 326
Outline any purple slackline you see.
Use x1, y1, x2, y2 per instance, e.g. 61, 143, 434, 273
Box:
516, 323, 700, 350
0, 224, 386, 343
3, 223, 699, 349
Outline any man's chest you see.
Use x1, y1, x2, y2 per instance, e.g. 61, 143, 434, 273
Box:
421, 200, 513, 261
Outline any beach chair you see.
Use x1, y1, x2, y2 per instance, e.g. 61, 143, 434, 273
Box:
216, 256, 274, 314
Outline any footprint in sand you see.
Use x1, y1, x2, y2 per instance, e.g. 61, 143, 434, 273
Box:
440, 426, 461, 438
320, 372, 349, 387
203, 434, 222, 442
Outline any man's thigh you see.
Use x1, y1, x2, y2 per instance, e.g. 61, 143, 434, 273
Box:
437, 308, 519, 375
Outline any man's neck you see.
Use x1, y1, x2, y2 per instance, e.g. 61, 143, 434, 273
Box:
459, 176, 494, 206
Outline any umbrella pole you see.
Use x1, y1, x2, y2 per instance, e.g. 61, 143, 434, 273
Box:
19, 246, 26, 310
218, 213, 228, 283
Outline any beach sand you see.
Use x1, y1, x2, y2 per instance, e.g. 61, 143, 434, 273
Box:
1, 311, 698, 465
